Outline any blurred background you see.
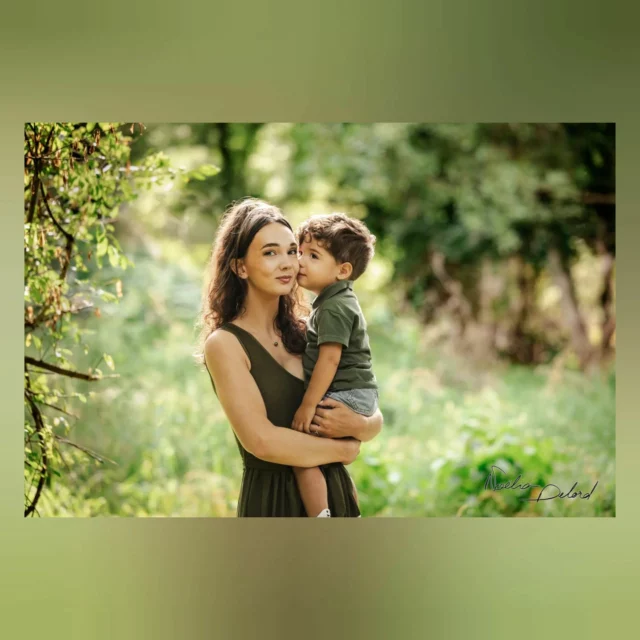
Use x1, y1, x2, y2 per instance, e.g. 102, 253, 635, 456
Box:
24, 123, 615, 517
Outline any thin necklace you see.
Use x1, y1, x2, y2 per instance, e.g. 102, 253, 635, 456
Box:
240, 324, 279, 348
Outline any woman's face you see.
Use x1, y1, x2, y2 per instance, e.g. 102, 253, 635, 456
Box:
239, 222, 300, 296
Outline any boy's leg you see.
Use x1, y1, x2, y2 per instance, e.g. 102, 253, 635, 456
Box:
322, 390, 375, 514
324, 389, 378, 418
292, 466, 330, 517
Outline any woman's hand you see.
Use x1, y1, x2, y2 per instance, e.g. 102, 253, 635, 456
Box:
311, 397, 367, 440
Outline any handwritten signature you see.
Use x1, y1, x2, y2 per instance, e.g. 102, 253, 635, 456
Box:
484, 465, 598, 502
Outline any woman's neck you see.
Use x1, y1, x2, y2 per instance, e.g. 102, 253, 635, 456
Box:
236, 287, 280, 335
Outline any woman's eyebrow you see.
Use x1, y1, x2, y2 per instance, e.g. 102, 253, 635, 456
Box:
261, 242, 298, 249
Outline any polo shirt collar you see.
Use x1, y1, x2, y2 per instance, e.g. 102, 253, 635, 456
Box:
312, 280, 353, 309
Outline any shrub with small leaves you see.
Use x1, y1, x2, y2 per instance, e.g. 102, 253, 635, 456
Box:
431, 419, 564, 516
23, 122, 218, 516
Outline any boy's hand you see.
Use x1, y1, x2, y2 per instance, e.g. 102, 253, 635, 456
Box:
292, 402, 317, 434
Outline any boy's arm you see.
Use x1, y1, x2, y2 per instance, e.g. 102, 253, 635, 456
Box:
292, 343, 342, 433
304, 343, 343, 409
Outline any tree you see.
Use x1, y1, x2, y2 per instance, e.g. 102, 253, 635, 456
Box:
274, 123, 615, 367
23, 123, 216, 516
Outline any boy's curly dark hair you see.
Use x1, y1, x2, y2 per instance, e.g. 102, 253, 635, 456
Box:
297, 213, 376, 280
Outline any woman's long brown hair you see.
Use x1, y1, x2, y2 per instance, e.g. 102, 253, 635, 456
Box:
195, 198, 308, 363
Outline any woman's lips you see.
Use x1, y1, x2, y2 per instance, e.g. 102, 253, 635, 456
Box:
277, 276, 292, 283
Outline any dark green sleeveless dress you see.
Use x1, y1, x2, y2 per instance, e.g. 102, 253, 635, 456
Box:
205, 323, 361, 517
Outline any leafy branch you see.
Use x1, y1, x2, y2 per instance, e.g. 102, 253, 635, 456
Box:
23, 122, 219, 516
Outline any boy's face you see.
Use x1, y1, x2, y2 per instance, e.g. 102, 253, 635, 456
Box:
297, 235, 343, 295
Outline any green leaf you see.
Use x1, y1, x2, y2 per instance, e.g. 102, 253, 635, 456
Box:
107, 245, 119, 268
96, 238, 109, 257
196, 163, 220, 177
99, 291, 117, 303
186, 163, 220, 181
103, 354, 114, 370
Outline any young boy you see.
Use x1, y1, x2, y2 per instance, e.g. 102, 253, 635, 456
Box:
291, 213, 378, 518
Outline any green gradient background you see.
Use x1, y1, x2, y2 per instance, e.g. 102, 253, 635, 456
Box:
2, 3, 635, 638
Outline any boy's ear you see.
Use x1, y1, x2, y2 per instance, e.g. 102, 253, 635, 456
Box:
337, 262, 353, 280
231, 258, 248, 279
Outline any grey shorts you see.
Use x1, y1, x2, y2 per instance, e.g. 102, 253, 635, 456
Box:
323, 388, 379, 417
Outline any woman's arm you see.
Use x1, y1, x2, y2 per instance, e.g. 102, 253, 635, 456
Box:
311, 398, 383, 442
204, 330, 360, 467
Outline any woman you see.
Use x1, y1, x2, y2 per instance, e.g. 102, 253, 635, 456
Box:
197, 198, 383, 517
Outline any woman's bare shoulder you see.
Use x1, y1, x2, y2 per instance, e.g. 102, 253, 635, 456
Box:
204, 327, 250, 369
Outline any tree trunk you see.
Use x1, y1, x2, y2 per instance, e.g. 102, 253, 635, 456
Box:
478, 257, 500, 356
547, 246, 593, 370
216, 123, 234, 204
429, 251, 473, 341
216, 123, 263, 204
508, 256, 537, 364
596, 238, 615, 358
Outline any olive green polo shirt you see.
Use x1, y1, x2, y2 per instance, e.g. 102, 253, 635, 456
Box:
303, 280, 378, 392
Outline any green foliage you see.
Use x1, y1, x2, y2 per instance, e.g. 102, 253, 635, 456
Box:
34, 248, 241, 517
130, 123, 263, 213
344, 286, 614, 517
431, 420, 559, 517
259, 123, 615, 367
348, 361, 614, 518
23, 123, 218, 516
